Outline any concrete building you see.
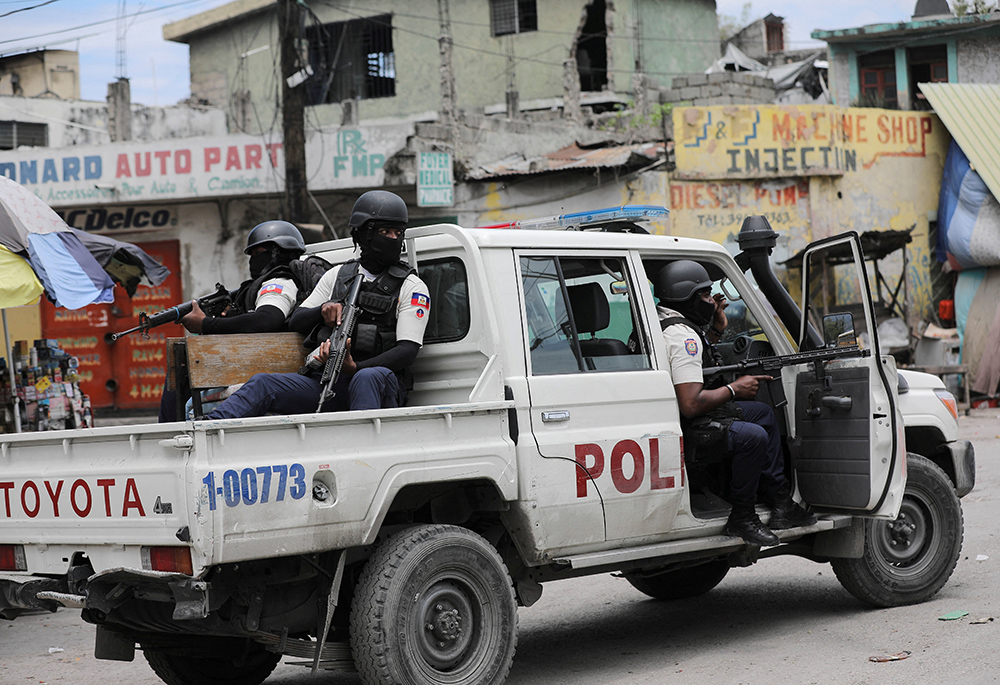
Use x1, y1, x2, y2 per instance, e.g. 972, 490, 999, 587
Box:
0, 50, 79, 101
812, 1, 1000, 109
163, 0, 720, 129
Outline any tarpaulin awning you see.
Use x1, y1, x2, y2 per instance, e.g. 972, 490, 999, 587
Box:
469, 141, 666, 180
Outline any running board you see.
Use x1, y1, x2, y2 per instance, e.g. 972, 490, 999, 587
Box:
554, 515, 851, 570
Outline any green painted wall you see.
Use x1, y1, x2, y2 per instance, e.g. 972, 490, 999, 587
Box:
184, 0, 719, 133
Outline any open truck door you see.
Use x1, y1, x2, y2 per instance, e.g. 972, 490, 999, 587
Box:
791, 232, 905, 519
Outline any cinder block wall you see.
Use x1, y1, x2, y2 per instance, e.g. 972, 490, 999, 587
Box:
660, 72, 776, 106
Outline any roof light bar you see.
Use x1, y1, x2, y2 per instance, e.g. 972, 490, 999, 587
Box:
478, 205, 669, 231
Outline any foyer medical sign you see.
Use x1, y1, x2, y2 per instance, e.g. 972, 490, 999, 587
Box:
673, 104, 942, 180
417, 152, 453, 207
0, 124, 412, 207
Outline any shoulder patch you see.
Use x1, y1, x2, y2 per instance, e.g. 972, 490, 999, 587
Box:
411, 292, 430, 309
684, 338, 699, 356
259, 283, 284, 296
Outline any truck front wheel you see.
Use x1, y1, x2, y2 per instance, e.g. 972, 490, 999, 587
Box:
623, 559, 730, 600
351, 524, 518, 685
142, 638, 280, 685
831, 453, 964, 607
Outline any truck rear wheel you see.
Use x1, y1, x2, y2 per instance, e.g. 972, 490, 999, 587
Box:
142, 638, 280, 685
350, 524, 518, 685
831, 453, 963, 607
623, 559, 730, 600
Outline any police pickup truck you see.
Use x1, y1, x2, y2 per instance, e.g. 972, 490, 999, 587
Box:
0, 208, 974, 685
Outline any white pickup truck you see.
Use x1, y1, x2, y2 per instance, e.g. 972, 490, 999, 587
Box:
0, 208, 974, 685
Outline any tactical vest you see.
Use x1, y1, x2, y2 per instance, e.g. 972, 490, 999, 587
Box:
661, 315, 742, 458
328, 259, 416, 363
230, 263, 299, 316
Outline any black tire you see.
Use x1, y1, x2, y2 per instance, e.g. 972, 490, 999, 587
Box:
623, 558, 730, 600
143, 640, 280, 685
831, 453, 964, 607
350, 524, 518, 685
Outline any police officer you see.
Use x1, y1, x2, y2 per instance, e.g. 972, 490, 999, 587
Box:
655, 260, 816, 546
158, 221, 307, 422
204, 190, 430, 419
180, 220, 305, 334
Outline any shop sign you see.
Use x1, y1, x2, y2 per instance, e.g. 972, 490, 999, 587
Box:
673, 105, 939, 180
417, 152, 453, 207
0, 125, 412, 208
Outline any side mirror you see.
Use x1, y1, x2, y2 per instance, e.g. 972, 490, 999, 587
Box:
823, 313, 856, 348
609, 281, 628, 295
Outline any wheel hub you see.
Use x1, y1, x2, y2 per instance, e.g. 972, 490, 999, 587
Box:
414, 580, 476, 670
878, 502, 929, 565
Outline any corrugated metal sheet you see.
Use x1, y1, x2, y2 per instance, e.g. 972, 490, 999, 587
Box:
469, 141, 666, 179
919, 83, 1000, 202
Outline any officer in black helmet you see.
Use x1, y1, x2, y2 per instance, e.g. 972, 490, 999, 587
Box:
203, 190, 430, 419
180, 220, 306, 335
655, 260, 816, 546
158, 221, 307, 423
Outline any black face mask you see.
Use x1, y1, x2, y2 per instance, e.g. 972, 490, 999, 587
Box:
676, 296, 716, 327
249, 251, 272, 278
360, 233, 404, 272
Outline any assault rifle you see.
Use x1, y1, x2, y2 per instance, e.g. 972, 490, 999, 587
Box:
316, 273, 365, 411
704, 344, 865, 408
109, 283, 237, 342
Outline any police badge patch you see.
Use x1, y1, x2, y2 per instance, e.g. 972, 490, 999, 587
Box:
685, 339, 699, 356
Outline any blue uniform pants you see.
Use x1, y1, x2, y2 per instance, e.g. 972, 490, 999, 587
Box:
726, 400, 786, 506
205, 367, 403, 420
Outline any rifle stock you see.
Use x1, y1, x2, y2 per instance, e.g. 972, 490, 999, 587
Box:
316, 274, 365, 411
109, 283, 235, 342
704, 345, 865, 408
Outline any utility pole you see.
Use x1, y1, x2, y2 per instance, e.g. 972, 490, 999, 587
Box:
279, 0, 308, 224
437, 0, 458, 140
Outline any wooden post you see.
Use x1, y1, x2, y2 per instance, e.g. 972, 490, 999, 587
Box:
279, 0, 308, 224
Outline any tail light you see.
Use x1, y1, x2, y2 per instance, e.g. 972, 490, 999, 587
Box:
934, 388, 959, 422
0, 544, 27, 571
142, 546, 193, 575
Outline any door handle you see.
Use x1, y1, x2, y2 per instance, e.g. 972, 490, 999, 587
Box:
541, 410, 570, 423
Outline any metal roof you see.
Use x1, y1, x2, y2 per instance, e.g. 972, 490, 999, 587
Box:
919, 83, 1000, 203
468, 141, 666, 180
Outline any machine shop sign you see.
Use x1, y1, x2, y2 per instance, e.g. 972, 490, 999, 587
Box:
0, 124, 412, 208
673, 104, 942, 180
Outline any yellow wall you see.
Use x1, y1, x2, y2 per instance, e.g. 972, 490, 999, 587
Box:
670, 104, 949, 323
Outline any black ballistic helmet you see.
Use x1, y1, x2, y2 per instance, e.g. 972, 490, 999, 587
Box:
349, 190, 408, 243
244, 220, 306, 255
654, 260, 714, 302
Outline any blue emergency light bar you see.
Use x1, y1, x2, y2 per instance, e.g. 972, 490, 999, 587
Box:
478, 205, 669, 231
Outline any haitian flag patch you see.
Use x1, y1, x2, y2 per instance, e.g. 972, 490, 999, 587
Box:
259, 283, 284, 296
411, 292, 430, 309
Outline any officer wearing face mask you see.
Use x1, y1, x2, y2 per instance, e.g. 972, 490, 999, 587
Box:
158, 221, 307, 423
180, 220, 306, 335
202, 190, 430, 419
655, 260, 816, 547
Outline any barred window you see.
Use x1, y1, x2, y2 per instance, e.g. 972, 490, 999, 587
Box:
489, 0, 537, 37
0, 121, 47, 150
306, 14, 395, 105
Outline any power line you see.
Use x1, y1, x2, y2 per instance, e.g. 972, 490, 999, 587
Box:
0, 0, 60, 19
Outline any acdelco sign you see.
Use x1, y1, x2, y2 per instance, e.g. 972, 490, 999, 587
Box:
57, 207, 174, 231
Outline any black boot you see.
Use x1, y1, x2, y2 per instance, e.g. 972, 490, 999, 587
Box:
767, 483, 818, 530
724, 504, 779, 546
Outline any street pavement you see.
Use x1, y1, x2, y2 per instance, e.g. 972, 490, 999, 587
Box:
2, 411, 998, 684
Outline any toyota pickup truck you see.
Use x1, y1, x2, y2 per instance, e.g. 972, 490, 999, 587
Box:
0, 208, 974, 685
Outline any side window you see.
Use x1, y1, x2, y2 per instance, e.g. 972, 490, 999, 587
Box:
419, 258, 470, 343
520, 255, 652, 375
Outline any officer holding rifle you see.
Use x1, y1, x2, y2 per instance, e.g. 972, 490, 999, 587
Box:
157, 221, 307, 422
204, 190, 430, 419
655, 260, 816, 546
